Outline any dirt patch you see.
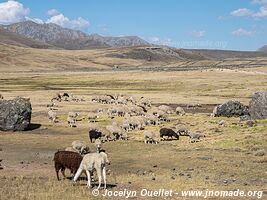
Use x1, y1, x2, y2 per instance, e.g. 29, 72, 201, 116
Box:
154, 103, 218, 114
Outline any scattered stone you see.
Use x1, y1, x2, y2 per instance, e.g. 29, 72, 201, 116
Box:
179, 172, 184, 176
218, 120, 226, 126
254, 150, 265, 157
240, 115, 252, 121
0, 97, 32, 131
128, 181, 132, 184
186, 167, 194, 171
171, 176, 175, 180
198, 156, 212, 160
249, 91, 267, 120
245, 120, 256, 127
153, 165, 158, 168
151, 177, 156, 181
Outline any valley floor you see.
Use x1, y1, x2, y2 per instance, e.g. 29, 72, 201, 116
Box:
0, 68, 266, 200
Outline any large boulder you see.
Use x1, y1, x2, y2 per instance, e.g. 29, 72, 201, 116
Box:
212, 100, 249, 117
0, 97, 32, 131
249, 91, 267, 120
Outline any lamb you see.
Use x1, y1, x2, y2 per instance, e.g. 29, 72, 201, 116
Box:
54, 151, 83, 181
73, 151, 110, 189
48, 109, 57, 123
188, 132, 206, 143
160, 128, 179, 140
144, 131, 158, 144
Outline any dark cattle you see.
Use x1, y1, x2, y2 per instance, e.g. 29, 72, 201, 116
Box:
160, 128, 179, 140
53, 151, 82, 181
89, 129, 102, 143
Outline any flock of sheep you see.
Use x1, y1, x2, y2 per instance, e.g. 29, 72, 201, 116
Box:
50, 92, 206, 189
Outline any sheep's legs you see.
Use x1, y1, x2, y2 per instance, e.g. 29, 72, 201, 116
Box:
85, 170, 91, 188
61, 168, 66, 178
56, 170, 60, 181
102, 167, 107, 189
73, 168, 83, 182
96, 167, 102, 190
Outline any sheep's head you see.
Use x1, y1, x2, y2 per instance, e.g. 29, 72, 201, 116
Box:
81, 146, 90, 155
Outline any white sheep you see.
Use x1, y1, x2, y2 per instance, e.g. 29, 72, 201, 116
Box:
88, 112, 99, 123
71, 140, 90, 154
188, 132, 206, 143
144, 131, 158, 144
176, 106, 185, 116
73, 152, 110, 189
158, 105, 173, 114
65, 146, 79, 153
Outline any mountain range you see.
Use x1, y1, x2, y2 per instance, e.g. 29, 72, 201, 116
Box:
0, 21, 150, 50
0, 21, 267, 57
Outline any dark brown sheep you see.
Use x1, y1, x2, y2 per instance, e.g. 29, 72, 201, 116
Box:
89, 129, 102, 143
160, 128, 179, 140
53, 151, 83, 181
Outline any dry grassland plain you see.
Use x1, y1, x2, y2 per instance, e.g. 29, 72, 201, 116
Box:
0, 47, 267, 200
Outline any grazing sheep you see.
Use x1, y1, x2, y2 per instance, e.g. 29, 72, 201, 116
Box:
65, 146, 79, 153
144, 131, 158, 144
106, 124, 125, 140
68, 112, 79, 119
175, 125, 189, 136
48, 109, 57, 123
54, 151, 83, 181
176, 106, 185, 116
73, 152, 110, 189
188, 132, 206, 143
88, 112, 99, 123
160, 128, 179, 140
71, 140, 90, 155
89, 129, 102, 143
158, 105, 173, 114
99, 128, 116, 142
67, 112, 79, 127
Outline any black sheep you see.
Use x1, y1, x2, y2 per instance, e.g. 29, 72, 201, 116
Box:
89, 129, 102, 143
53, 151, 83, 181
160, 128, 179, 140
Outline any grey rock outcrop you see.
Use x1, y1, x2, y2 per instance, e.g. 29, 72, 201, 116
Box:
0, 97, 32, 131
212, 100, 248, 117
249, 91, 267, 120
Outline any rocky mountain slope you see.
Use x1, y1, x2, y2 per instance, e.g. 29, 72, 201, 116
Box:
0, 21, 149, 49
